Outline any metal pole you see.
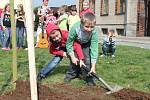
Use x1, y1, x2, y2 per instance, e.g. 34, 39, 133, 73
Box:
10, 0, 17, 88
24, 0, 38, 100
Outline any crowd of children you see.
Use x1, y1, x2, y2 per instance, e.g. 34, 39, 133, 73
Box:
0, 0, 116, 86
0, 3, 26, 51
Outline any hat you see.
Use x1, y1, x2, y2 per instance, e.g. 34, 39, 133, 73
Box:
46, 23, 60, 37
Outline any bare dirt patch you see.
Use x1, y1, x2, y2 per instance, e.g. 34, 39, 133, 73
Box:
0, 80, 150, 100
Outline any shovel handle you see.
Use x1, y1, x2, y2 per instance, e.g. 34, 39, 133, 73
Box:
81, 66, 99, 79
81, 66, 114, 91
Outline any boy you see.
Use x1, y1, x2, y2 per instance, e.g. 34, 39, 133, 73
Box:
65, 12, 99, 86
37, 23, 84, 80
101, 29, 116, 58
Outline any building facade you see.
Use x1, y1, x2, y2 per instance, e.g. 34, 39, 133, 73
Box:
77, 0, 150, 37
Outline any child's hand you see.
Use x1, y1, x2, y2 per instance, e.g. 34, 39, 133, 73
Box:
63, 52, 67, 57
71, 56, 79, 65
79, 60, 85, 67
2, 26, 6, 30
89, 66, 96, 74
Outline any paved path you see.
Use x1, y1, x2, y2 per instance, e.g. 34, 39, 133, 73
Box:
99, 36, 150, 49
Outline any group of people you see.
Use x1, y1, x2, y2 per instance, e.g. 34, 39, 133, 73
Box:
0, 3, 26, 51
0, 0, 116, 86
37, 0, 116, 86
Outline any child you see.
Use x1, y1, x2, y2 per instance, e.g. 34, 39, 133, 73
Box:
101, 29, 116, 58
45, 8, 57, 26
37, 23, 84, 80
16, 4, 25, 49
1, 3, 11, 51
65, 12, 99, 86
67, 5, 80, 31
80, 1, 95, 17
57, 5, 68, 31
0, 8, 4, 48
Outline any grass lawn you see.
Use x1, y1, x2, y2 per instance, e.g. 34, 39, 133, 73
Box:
0, 45, 150, 94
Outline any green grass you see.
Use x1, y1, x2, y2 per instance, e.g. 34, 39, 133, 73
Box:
0, 45, 150, 94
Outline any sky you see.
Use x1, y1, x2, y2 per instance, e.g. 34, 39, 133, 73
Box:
33, 0, 76, 7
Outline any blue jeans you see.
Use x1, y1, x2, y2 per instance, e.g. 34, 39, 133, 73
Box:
102, 44, 116, 55
16, 27, 24, 48
3, 27, 11, 48
0, 29, 5, 48
39, 56, 63, 78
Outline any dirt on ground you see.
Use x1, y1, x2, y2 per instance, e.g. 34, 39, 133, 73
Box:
0, 80, 150, 100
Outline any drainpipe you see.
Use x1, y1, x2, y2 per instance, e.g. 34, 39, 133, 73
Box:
144, 0, 147, 36
124, 0, 128, 36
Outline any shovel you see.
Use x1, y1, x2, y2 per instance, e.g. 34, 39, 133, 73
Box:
82, 66, 123, 94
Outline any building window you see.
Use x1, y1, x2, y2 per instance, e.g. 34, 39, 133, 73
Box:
116, 29, 125, 36
102, 28, 108, 34
89, 0, 95, 12
100, 0, 109, 16
115, 0, 125, 15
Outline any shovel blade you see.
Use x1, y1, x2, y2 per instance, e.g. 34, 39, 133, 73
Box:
106, 85, 124, 94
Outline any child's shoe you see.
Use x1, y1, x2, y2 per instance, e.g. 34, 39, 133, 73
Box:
37, 74, 45, 81
100, 54, 106, 58
111, 55, 115, 58
64, 77, 72, 83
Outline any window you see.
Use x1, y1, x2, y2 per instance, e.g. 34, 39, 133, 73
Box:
116, 29, 125, 36
115, 0, 125, 15
100, 0, 109, 16
102, 28, 108, 34
89, 0, 95, 12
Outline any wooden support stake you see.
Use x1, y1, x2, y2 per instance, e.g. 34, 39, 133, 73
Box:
24, 0, 38, 100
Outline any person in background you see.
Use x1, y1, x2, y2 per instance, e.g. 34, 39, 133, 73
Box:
1, 3, 11, 51
65, 12, 99, 86
57, 5, 68, 31
16, 4, 25, 50
45, 8, 57, 26
35, 0, 50, 47
101, 29, 116, 58
80, 1, 95, 17
67, 5, 80, 31
0, 8, 4, 49
37, 23, 84, 80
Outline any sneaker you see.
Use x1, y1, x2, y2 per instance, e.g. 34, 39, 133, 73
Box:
35, 43, 38, 48
37, 74, 45, 81
100, 54, 106, 58
24, 48, 28, 50
2, 48, 6, 50
64, 77, 72, 83
86, 78, 96, 86
111, 55, 115, 58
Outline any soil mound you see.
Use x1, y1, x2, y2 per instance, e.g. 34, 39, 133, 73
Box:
0, 80, 150, 100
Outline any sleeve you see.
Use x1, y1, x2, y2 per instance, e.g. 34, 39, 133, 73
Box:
66, 25, 77, 55
73, 42, 84, 60
1, 13, 4, 27
90, 29, 99, 64
49, 44, 64, 57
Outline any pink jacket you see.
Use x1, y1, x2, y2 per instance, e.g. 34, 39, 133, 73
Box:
46, 15, 57, 25
80, 8, 95, 17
